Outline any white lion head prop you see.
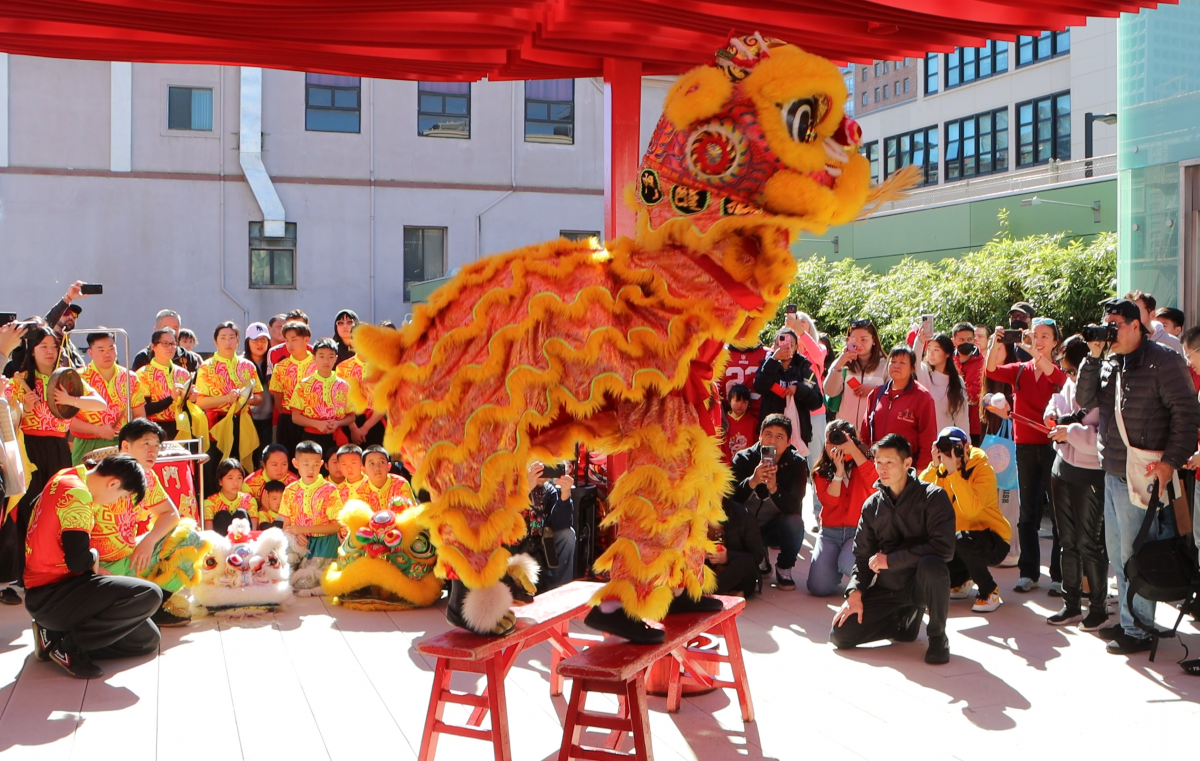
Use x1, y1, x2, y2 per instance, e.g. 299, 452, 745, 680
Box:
194, 519, 292, 612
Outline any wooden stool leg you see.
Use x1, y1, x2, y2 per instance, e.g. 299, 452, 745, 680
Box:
721, 618, 755, 723
557, 678, 586, 761
484, 657, 512, 761
419, 658, 452, 761
551, 621, 567, 697
665, 650, 683, 713
605, 693, 627, 751
626, 674, 654, 761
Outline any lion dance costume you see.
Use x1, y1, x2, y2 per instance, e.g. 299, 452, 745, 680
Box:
355, 35, 910, 638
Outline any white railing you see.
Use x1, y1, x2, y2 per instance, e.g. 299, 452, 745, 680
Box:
870, 153, 1116, 214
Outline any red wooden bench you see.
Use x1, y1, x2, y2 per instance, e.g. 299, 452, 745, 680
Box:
554, 595, 753, 761
416, 579, 603, 761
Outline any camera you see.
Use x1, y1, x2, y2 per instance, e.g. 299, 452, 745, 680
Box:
1082, 323, 1118, 343
936, 439, 965, 458
0, 313, 16, 327
761, 445, 776, 466
80, 283, 103, 295
540, 463, 568, 480
999, 329, 1024, 344
785, 304, 797, 314
827, 429, 848, 446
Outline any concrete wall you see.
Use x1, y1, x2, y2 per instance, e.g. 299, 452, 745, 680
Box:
0, 58, 675, 354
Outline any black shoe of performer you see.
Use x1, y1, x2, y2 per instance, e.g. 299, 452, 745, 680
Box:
924, 634, 951, 665
584, 607, 666, 645
32, 621, 62, 662
0, 587, 21, 605
893, 607, 923, 642
667, 594, 724, 615
49, 636, 103, 679
152, 608, 190, 628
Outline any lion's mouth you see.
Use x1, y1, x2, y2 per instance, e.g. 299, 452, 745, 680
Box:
808, 136, 851, 188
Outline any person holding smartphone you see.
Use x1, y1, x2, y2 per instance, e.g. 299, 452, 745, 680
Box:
524, 461, 576, 591
824, 320, 889, 433
731, 414, 809, 590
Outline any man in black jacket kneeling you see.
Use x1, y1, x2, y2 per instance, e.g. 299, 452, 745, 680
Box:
830, 433, 957, 665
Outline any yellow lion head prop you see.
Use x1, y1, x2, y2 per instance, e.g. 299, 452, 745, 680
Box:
634, 33, 898, 244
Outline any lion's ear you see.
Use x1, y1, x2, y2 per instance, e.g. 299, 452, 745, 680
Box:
663, 66, 733, 129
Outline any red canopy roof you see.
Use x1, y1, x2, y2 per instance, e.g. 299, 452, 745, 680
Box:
0, 0, 1170, 81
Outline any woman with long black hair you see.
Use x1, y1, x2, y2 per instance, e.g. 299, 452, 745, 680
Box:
244, 322, 274, 468
807, 420, 876, 596
915, 332, 970, 434
0, 325, 105, 604
333, 309, 358, 366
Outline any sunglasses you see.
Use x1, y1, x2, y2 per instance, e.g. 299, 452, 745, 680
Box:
849, 319, 873, 329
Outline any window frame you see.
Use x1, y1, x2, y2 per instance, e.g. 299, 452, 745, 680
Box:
883, 125, 939, 187
1017, 30, 1070, 67
304, 74, 361, 134
925, 53, 939, 95
249, 222, 298, 290
166, 85, 214, 133
524, 80, 576, 145
403, 226, 448, 302
417, 82, 472, 139
944, 107, 1009, 182
1016, 90, 1071, 167
863, 140, 880, 185
944, 41, 1008, 90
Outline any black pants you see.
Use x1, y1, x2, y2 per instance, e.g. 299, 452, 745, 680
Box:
1051, 473, 1107, 610
276, 416, 301, 464
355, 413, 386, 448
251, 418, 274, 468
948, 529, 1009, 597
25, 574, 162, 658
829, 555, 950, 648
158, 420, 178, 442
713, 551, 760, 597
1016, 443, 1060, 582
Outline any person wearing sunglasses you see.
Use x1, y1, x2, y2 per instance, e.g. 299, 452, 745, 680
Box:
1077, 299, 1200, 655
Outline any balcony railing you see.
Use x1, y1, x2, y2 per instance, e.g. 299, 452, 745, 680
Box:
870, 153, 1116, 215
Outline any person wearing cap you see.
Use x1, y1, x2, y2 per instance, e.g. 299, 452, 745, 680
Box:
1124, 290, 1184, 355
1077, 298, 1200, 655
243, 322, 274, 465
919, 426, 1010, 613
131, 310, 202, 374
986, 313, 1066, 594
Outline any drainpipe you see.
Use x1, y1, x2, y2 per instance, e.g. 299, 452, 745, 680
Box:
239, 67, 286, 237
219, 67, 249, 326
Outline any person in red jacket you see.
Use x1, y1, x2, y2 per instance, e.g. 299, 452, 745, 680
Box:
808, 420, 878, 596
985, 317, 1066, 593
862, 346, 938, 472
952, 322, 985, 445
722, 344, 768, 422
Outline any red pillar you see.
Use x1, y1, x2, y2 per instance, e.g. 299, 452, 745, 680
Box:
603, 58, 642, 243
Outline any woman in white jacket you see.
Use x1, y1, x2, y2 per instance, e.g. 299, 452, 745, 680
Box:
1043, 335, 1107, 630
824, 320, 888, 435
914, 332, 971, 434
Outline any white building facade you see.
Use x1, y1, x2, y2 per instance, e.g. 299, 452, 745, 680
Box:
0, 56, 671, 352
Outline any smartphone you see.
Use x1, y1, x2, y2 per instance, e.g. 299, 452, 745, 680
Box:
80, 283, 103, 295
1000, 329, 1023, 344
921, 314, 936, 333
846, 376, 862, 390
785, 304, 797, 314
540, 463, 567, 480
0, 313, 15, 327
761, 445, 776, 466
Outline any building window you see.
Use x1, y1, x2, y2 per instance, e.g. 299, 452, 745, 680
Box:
863, 141, 879, 185
925, 54, 939, 95
418, 82, 471, 138
893, 83, 900, 97
874, 62, 881, 76
884, 126, 938, 186
525, 79, 574, 144
882, 86, 889, 100
903, 78, 910, 93
403, 227, 447, 302
945, 41, 1008, 89
560, 230, 601, 242
305, 74, 360, 133
882, 61, 889, 74
249, 222, 297, 289
862, 67, 868, 82
167, 87, 213, 131
1017, 30, 1070, 66
905, 57, 913, 67
1017, 91, 1070, 166
862, 93, 868, 107
945, 107, 1008, 181
874, 87, 880, 102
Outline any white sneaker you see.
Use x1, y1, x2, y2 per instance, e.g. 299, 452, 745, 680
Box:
1013, 577, 1039, 593
950, 583, 974, 600
973, 589, 1002, 613
998, 553, 1020, 568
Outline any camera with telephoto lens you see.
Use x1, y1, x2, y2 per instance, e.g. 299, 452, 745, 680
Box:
827, 428, 848, 446
1081, 323, 1118, 343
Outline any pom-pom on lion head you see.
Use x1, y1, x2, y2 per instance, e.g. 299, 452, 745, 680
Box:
634, 33, 908, 247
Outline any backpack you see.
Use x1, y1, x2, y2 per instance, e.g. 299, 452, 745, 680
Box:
1124, 481, 1200, 662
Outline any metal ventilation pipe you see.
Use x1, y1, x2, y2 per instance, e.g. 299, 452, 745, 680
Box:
239, 67, 285, 237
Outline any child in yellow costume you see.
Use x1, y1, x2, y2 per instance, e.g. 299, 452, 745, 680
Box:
354, 34, 913, 641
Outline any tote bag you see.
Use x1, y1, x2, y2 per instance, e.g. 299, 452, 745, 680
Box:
981, 418, 1019, 491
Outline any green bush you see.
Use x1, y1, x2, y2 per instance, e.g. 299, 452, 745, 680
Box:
763, 223, 1117, 350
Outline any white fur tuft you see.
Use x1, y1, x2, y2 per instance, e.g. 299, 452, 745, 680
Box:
228, 518, 252, 539
507, 552, 540, 586
462, 583, 514, 633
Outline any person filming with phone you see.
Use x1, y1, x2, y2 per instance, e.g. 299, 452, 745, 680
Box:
1076, 299, 1200, 654
524, 461, 576, 591
731, 413, 810, 591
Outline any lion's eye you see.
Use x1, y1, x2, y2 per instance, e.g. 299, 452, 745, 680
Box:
204, 557, 218, 569
783, 98, 816, 143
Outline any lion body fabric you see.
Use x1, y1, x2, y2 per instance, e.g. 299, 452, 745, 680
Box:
356, 36, 879, 623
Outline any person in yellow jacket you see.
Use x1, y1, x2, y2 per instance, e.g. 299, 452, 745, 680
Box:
920, 426, 1012, 614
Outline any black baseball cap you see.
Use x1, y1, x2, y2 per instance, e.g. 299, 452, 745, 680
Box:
1103, 298, 1142, 324
1009, 302, 1034, 318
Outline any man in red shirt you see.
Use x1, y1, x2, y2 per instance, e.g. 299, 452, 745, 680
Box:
862, 346, 938, 472
986, 317, 1067, 594
952, 322, 985, 445
23, 454, 161, 679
